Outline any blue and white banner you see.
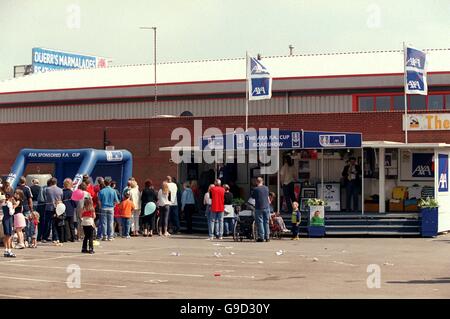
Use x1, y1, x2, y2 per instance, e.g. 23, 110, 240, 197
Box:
438, 154, 448, 192
32, 47, 108, 73
303, 131, 362, 149
247, 54, 272, 101
404, 46, 427, 95
201, 130, 301, 150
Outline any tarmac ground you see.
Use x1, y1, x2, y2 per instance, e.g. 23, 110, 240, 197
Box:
0, 233, 449, 299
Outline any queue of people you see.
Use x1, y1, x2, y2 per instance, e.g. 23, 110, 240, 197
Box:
0, 173, 303, 257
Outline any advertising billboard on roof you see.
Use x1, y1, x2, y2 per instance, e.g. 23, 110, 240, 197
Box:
32, 47, 108, 73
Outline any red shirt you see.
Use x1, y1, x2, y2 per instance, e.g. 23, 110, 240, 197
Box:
81, 210, 95, 218
210, 186, 225, 213
87, 184, 97, 208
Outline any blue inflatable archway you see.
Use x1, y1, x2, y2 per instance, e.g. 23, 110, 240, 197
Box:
7, 148, 133, 191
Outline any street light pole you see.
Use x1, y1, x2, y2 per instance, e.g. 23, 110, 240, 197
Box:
140, 26, 157, 103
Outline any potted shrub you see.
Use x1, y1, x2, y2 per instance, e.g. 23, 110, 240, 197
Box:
306, 198, 326, 237
418, 197, 439, 237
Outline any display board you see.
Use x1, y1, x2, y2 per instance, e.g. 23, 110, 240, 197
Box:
300, 187, 316, 212
317, 183, 341, 211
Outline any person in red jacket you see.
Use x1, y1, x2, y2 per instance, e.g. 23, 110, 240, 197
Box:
208, 179, 225, 240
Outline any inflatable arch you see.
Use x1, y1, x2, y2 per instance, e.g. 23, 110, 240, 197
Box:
7, 148, 133, 191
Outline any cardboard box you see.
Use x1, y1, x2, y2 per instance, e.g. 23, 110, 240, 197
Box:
388, 200, 404, 212
364, 202, 379, 212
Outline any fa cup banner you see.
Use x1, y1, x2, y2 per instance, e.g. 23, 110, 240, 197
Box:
405, 46, 427, 95
247, 55, 272, 101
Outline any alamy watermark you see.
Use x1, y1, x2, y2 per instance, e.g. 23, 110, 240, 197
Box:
66, 4, 81, 29
366, 264, 381, 289
170, 120, 282, 174
66, 264, 81, 288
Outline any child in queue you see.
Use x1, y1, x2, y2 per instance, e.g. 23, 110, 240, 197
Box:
81, 197, 96, 254
119, 191, 135, 239
1, 193, 15, 257
13, 189, 26, 249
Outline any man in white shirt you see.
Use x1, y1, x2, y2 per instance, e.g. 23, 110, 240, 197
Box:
167, 176, 180, 234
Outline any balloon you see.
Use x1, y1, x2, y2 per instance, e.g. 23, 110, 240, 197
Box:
56, 203, 66, 216
71, 189, 84, 201
144, 202, 156, 216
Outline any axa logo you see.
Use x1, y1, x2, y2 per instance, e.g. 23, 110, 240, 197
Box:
412, 165, 432, 177
439, 173, 447, 189
252, 86, 266, 95
406, 57, 422, 68
408, 80, 422, 89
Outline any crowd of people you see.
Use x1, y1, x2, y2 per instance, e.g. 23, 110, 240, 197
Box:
1, 173, 301, 258
0, 174, 195, 256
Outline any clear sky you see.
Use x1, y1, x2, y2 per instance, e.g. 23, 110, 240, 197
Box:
1, 0, 449, 80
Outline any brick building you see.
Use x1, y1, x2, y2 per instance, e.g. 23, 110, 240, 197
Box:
0, 49, 449, 191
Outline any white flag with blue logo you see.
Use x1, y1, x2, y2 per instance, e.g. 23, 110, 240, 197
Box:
247, 54, 272, 101
404, 46, 427, 95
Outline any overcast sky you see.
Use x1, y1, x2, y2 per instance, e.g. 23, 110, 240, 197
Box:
0, 0, 449, 80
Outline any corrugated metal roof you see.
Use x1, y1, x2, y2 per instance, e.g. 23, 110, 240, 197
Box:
1, 49, 449, 94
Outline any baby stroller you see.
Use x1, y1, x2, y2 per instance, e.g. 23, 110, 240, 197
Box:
233, 199, 257, 242
269, 216, 283, 239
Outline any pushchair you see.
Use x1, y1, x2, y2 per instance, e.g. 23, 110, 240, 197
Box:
233, 200, 257, 242
269, 216, 283, 239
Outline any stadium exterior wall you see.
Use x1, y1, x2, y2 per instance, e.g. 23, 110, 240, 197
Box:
0, 112, 449, 186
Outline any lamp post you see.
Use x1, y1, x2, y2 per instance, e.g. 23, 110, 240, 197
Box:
140, 26, 157, 103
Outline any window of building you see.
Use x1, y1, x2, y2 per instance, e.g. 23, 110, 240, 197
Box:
375, 96, 390, 111
393, 96, 405, 111
409, 95, 426, 110
358, 96, 374, 111
356, 93, 450, 112
428, 95, 444, 110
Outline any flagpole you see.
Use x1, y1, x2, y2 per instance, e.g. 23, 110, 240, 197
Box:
245, 51, 249, 132
403, 42, 408, 144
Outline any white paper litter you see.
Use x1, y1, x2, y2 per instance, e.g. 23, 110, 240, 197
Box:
275, 250, 284, 256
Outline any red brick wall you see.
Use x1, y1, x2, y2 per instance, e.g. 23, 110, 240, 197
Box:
1, 112, 449, 186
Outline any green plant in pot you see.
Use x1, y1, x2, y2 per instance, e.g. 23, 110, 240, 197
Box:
306, 198, 325, 207
418, 197, 439, 237
418, 197, 438, 209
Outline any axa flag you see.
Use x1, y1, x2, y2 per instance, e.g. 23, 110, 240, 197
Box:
405, 46, 427, 95
247, 54, 272, 100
